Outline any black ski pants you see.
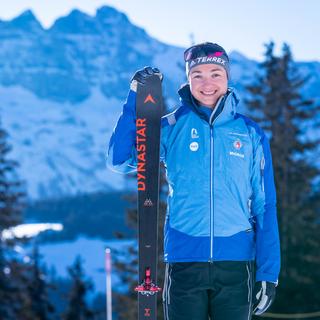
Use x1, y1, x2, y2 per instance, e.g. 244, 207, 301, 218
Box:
162, 261, 254, 320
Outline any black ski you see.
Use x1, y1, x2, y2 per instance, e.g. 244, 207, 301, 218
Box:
135, 75, 163, 320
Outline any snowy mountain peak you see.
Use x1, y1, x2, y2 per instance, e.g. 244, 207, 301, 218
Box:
50, 9, 98, 34
229, 50, 253, 63
95, 5, 130, 24
9, 9, 43, 32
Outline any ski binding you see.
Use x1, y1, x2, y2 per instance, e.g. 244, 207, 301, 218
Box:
135, 267, 161, 296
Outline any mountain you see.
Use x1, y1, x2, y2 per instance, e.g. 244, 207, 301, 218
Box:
0, 7, 184, 104
0, 6, 319, 200
0, 9, 43, 33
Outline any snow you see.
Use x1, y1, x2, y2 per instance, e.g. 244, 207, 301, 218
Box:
153, 45, 184, 83
0, 85, 125, 199
5, 223, 135, 294
2, 223, 63, 240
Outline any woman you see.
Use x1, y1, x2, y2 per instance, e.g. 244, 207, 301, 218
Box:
107, 42, 280, 320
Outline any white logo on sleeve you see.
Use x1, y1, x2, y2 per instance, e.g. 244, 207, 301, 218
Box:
190, 142, 199, 151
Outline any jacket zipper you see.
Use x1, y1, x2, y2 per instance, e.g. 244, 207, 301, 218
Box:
208, 95, 227, 262
210, 125, 214, 260
260, 156, 265, 192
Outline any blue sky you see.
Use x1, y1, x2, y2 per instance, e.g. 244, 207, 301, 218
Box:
1, 0, 319, 62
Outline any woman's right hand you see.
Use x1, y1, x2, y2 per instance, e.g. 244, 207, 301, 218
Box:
130, 66, 163, 92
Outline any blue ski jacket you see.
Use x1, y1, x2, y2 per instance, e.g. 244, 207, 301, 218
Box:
107, 84, 280, 283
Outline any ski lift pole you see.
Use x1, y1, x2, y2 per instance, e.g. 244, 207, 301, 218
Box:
105, 248, 112, 320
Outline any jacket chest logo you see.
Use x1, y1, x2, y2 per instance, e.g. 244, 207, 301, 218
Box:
190, 128, 200, 151
191, 128, 199, 139
230, 139, 245, 158
233, 139, 242, 150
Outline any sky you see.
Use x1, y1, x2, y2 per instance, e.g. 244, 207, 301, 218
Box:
1, 0, 319, 62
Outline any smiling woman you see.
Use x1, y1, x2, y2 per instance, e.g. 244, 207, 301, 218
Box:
107, 41, 281, 319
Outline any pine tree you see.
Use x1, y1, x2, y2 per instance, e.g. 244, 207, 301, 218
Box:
0, 246, 16, 319
246, 42, 320, 313
0, 123, 25, 232
20, 243, 55, 320
0, 119, 26, 319
63, 256, 95, 320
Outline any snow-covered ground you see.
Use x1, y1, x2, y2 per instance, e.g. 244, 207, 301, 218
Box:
3, 223, 135, 294
0, 85, 125, 200
2, 223, 64, 240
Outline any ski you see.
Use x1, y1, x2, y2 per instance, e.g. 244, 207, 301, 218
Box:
135, 75, 163, 320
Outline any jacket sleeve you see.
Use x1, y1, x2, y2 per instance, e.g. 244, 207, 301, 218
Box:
251, 132, 280, 283
106, 90, 137, 173
106, 89, 167, 173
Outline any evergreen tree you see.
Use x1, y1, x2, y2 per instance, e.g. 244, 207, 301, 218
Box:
20, 243, 55, 320
0, 123, 25, 232
246, 42, 320, 314
0, 247, 16, 319
0, 119, 26, 319
63, 256, 95, 320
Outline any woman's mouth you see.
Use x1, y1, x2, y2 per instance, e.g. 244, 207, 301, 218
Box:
200, 90, 217, 96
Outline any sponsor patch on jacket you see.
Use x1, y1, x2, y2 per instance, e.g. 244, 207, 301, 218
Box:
229, 151, 244, 158
190, 142, 199, 151
233, 139, 242, 149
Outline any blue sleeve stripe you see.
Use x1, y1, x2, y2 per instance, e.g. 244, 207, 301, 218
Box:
258, 134, 280, 281
107, 90, 136, 167
235, 113, 280, 281
261, 135, 277, 204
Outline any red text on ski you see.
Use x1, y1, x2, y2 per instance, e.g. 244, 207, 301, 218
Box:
136, 118, 146, 191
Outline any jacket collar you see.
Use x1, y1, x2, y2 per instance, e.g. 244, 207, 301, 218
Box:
178, 84, 240, 125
